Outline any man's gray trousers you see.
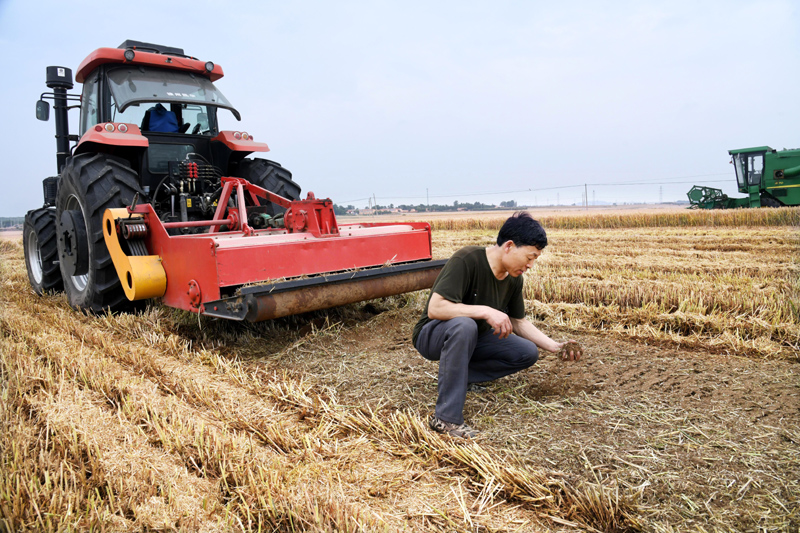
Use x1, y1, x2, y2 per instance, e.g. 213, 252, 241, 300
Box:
414, 317, 539, 425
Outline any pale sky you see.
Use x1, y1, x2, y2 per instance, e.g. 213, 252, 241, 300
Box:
1, 0, 798, 215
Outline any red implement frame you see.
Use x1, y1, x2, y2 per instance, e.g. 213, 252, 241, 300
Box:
115, 177, 438, 318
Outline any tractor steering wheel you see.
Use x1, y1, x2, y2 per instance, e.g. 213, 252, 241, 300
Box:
192, 123, 201, 135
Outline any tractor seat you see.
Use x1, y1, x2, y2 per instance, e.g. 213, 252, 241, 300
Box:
141, 104, 190, 133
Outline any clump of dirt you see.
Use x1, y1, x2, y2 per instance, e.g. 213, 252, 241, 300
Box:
557, 340, 583, 361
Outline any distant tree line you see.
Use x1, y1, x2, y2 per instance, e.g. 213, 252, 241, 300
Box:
332, 200, 521, 214
0, 217, 24, 228
332, 204, 356, 216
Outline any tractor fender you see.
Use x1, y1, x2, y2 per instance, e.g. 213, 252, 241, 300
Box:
211, 131, 270, 154
74, 123, 149, 157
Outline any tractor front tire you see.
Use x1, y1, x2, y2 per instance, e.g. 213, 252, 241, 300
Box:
237, 158, 301, 216
23, 208, 64, 294
55, 153, 142, 313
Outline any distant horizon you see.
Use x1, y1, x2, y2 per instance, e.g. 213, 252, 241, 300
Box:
0, 200, 697, 221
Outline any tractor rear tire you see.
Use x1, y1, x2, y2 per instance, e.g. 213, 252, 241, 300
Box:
23, 208, 64, 294
237, 158, 301, 216
55, 153, 143, 313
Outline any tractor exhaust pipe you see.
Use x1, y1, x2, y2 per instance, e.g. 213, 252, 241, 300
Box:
45, 67, 74, 174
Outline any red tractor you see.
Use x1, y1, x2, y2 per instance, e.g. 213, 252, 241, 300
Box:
26, 40, 443, 321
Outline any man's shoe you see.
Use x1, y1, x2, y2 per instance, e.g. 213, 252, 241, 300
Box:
429, 415, 480, 439
467, 383, 488, 393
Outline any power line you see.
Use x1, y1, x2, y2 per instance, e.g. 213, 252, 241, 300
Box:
338, 177, 732, 204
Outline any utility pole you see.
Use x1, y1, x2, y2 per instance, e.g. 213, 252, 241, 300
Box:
426, 188, 429, 207
659, 186, 663, 204
584, 184, 588, 210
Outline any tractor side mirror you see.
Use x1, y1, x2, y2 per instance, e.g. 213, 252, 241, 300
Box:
36, 100, 50, 121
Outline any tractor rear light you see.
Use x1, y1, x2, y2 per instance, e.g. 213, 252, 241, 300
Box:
117, 123, 129, 133
242, 132, 250, 140
95, 125, 103, 132
104, 123, 115, 132
233, 131, 242, 140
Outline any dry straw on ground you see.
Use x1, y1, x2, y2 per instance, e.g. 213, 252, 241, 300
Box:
1, 206, 798, 532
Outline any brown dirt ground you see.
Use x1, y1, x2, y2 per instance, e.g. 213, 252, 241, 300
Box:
337, 204, 687, 224
0, 230, 22, 240
180, 296, 799, 531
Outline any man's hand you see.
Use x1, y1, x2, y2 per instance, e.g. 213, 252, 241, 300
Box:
556, 340, 583, 361
485, 308, 513, 339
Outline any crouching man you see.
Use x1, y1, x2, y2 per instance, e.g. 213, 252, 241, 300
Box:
412, 212, 582, 438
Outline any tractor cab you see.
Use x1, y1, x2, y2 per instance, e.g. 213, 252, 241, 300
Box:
729, 147, 769, 193
79, 63, 240, 137
49, 41, 292, 232
72, 42, 254, 207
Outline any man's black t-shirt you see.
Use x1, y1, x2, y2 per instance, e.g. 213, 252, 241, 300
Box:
412, 246, 526, 346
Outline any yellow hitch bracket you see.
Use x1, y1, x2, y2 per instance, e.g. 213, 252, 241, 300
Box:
102, 208, 167, 301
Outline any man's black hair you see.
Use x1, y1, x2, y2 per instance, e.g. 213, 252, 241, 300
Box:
496, 211, 548, 249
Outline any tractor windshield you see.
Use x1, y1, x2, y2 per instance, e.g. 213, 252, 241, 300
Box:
732, 153, 764, 190
733, 154, 747, 189
106, 66, 241, 121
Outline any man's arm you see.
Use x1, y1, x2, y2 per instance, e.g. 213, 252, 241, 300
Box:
428, 292, 514, 339
510, 317, 582, 360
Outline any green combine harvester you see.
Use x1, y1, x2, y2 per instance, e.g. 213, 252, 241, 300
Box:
687, 146, 800, 208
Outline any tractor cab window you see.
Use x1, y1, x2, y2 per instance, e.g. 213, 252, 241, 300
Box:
111, 102, 217, 135
181, 105, 211, 135
733, 155, 746, 188
111, 102, 150, 129
80, 71, 100, 135
746, 154, 763, 186
106, 66, 239, 133
732, 153, 764, 188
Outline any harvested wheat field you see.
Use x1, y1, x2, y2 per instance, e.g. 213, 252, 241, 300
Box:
1, 207, 799, 532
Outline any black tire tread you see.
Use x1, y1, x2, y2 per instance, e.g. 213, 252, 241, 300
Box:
237, 158, 301, 216
57, 153, 143, 312
23, 208, 63, 294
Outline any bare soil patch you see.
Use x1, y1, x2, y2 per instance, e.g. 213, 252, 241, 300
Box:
0, 230, 21, 241
225, 302, 798, 531
338, 204, 687, 224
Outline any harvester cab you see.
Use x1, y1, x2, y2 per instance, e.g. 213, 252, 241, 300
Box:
26, 40, 445, 320
687, 146, 800, 209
